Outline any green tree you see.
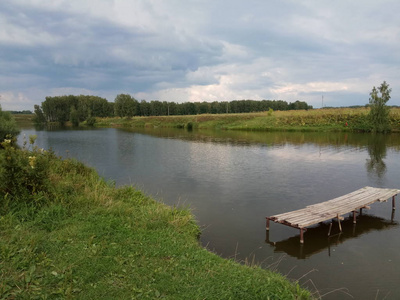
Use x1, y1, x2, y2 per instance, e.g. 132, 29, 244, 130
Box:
114, 94, 138, 118
33, 104, 47, 124
0, 105, 20, 143
369, 81, 391, 133
70, 106, 80, 126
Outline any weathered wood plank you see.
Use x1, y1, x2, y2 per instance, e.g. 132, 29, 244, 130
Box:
267, 187, 400, 236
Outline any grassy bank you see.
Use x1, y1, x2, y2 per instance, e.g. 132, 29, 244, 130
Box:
95, 107, 400, 132
0, 141, 312, 299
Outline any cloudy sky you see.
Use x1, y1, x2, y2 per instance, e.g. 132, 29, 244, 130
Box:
1, 0, 399, 111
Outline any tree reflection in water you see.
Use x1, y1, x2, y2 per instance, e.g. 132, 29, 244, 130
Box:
365, 134, 388, 179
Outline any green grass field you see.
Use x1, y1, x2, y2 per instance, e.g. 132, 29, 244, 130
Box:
0, 140, 312, 299
95, 107, 400, 132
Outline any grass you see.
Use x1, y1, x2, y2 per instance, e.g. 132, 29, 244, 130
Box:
95, 107, 400, 132
16, 107, 400, 132
0, 144, 312, 299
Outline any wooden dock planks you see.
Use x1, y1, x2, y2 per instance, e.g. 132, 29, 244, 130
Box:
266, 186, 400, 243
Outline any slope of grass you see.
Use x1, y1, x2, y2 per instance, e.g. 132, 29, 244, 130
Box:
0, 143, 312, 299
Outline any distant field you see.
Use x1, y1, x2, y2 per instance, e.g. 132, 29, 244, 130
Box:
96, 107, 400, 132
13, 114, 35, 128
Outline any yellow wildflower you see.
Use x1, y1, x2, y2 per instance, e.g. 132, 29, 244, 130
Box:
28, 156, 36, 169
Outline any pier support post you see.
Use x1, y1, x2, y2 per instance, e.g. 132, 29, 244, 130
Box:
327, 222, 333, 236
352, 211, 357, 224
392, 196, 396, 210
266, 218, 270, 231
300, 228, 304, 244
337, 214, 342, 232
299, 228, 307, 244
265, 230, 270, 243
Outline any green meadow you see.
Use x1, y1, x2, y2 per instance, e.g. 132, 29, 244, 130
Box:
95, 107, 400, 132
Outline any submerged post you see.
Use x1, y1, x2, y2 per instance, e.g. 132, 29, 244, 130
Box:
337, 214, 342, 232
328, 222, 333, 236
393, 196, 396, 210
299, 228, 307, 244
266, 218, 270, 231
352, 211, 357, 224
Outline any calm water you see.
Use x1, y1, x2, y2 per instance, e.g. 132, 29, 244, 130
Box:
19, 127, 400, 299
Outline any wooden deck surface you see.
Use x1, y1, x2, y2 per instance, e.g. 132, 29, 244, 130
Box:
266, 186, 400, 243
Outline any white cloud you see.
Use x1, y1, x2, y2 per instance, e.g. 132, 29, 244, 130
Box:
0, 22, 59, 47
271, 82, 349, 96
0, 92, 33, 111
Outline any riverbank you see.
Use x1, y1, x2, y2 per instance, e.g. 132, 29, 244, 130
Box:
0, 141, 312, 299
95, 107, 400, 132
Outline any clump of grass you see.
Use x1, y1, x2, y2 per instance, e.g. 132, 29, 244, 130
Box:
0, 141, 312, 299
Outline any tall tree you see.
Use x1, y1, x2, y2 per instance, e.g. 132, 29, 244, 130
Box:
369, 81, 391, 133
114, 94, 138, 117
33, 105, 46, 124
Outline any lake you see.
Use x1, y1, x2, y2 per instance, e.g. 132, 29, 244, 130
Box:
19, 127, 400, 299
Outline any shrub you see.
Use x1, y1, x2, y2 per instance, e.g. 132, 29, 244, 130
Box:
0, 105, 20, 143
86, 116, 96, 126
0, 136, 54, 210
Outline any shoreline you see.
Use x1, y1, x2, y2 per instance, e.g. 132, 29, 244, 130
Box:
93, 107, 400, 133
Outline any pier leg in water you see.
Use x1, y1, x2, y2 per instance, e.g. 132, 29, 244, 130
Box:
300, 228, 307, 244
393, 196, 396, 210
327, 222, 333, 236
337, 215, 343, 232
353, 211, 357, 224
266, 218, 270, 231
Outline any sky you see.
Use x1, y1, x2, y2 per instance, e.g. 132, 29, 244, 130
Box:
1, 0, 399, 111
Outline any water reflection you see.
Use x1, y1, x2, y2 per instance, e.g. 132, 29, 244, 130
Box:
365, 134, 388, 179
265, 214, 398, 259
124, 128, 395, 181
121, 127, 400, 149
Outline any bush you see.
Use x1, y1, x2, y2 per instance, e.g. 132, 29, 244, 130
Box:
186, 122, 193, 130
0, 136, 54, 210
86, 116, 96, 126
0, 105, 20, 143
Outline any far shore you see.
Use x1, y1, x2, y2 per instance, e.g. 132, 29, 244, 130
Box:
94, 107, 400, 133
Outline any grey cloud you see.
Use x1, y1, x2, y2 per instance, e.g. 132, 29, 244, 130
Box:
0, 0, 399, 111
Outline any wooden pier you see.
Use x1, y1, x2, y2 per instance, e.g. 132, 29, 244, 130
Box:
266, 186, 400, 244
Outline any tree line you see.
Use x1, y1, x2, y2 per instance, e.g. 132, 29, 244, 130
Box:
34, 94, 313, 125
